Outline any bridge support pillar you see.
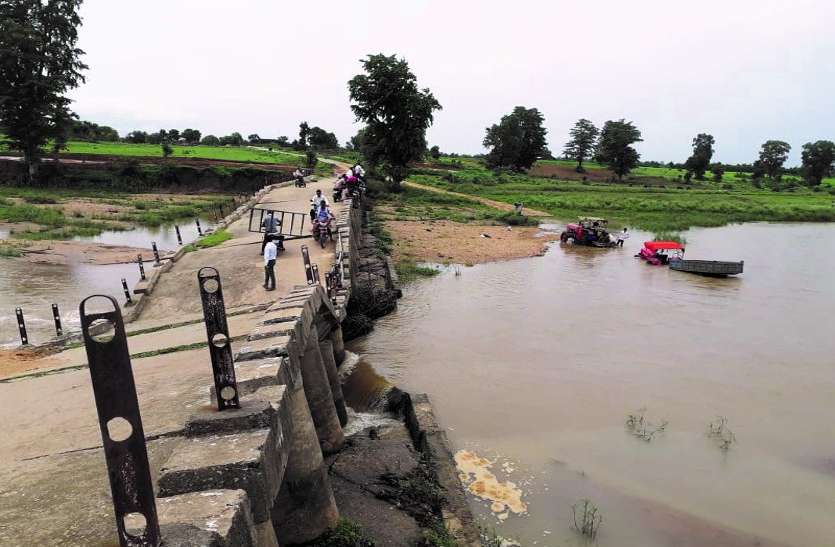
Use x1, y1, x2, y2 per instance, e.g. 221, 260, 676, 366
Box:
271, 349, 338, 544
330, 326, 346, 366
298, 325, 344, 453
319, 339, 348, 427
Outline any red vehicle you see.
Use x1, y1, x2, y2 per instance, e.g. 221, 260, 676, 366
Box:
560, 217, 617, 248
637, 240, 685, 265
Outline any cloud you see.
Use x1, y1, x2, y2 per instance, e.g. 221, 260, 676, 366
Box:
69, 0, 835, 164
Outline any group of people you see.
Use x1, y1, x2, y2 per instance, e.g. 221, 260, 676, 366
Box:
260, 163, 366, 292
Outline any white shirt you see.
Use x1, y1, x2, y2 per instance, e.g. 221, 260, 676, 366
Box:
618, 231, 630, 241
264, 241, 277, 264
311, 194, 329, 209
353, 165, 365, 176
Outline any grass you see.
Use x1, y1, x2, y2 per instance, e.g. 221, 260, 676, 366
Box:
0, 244, 23, 258
395, 259, 441, 283
407, 159, 835, 231
302, 518, 376, 547
572, 499, 603, 539
182, 229, 232, 252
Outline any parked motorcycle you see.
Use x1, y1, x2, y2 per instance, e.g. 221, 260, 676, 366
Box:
333, 178, 344, 202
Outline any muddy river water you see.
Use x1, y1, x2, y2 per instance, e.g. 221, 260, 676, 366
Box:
348, 222, 835, 547
0, 220, 210, 346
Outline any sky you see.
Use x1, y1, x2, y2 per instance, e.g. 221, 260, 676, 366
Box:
69, 0, 835, 165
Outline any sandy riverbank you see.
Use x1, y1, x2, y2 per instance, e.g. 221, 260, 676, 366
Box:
386, 219, 557, 265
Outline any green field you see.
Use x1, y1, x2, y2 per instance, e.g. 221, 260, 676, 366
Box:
408, 158, 835, 232
0, 139, 333, 174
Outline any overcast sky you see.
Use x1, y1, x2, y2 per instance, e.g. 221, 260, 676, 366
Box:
69, 0, 835, 165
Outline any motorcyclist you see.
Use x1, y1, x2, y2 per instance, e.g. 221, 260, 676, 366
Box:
352, 163, 366, 184
310, 189, 329, 220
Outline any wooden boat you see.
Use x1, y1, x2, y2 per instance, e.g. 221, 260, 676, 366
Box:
669, 259, 744, 276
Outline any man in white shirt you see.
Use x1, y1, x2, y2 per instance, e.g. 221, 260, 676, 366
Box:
617, 227, 630, 247
263, 236, 277, 291
310, 189, 329, 220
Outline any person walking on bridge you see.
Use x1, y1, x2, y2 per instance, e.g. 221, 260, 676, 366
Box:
261, 210, 283, 254
263, 235, 277, 291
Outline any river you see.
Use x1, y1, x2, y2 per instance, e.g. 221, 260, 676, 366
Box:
347, 222, 835, 547
0, 219, 211, 346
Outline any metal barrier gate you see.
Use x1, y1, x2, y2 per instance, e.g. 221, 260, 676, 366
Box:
248, 208, 311, 240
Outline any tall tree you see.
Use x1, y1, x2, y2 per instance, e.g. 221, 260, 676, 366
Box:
595, 119, 643, 181
563, 118, 598, 172
348, 53, 441, 190
483, 106, 549, 171
181, 128, 201, 144
298, 122, 310, 147
800, 140, 835, 186
0, 0, 87, 182
684, 133, 715, 180
758, 140, 791, 179
307, 126, 338, 149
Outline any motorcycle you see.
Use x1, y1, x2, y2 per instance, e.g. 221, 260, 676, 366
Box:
333, 177, 345, 202
312, 216, 333, 248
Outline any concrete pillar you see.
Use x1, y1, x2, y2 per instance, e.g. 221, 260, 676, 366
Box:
300, 325, 344, 454
271, 353, 339, 544
319, 339, 348, 427
330, 326, 346, 366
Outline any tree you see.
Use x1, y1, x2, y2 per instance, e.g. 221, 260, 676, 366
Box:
800, 140, 835, 186
247, 133, 260, 144
595, 119, 643, 181
181, 128, 201, 144
758, 140, 791, 179
167, 129, 180, 142
563, 119, 598, 172
66, 119, 118, 142
483, 106, 549, 171
0, 0, 87, 182
161, 143, 173, 158
219, 132, 243, 146
147, 132, 163, 145
349, 128, 367, 153
684, 133, 715, 180
201, 134, 220, 146
307, 126, 338, 149
348, 53, 442, 190
298, 122, 310, 148
125, 130, 148, 144
429, 145, 441, 160
711, 163, 725, 182
305, 150, 317, 168
276, 135, 289, 146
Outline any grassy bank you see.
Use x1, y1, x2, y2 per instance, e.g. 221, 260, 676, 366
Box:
0, 187, 237, 240
0, 140, 333, 174
409, 160, 835, 232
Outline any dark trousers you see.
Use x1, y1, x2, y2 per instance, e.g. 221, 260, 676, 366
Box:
264, 260, 276, 290
617, 239, 625, 247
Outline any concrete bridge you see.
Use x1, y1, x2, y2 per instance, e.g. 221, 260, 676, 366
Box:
0, 172, 477, 546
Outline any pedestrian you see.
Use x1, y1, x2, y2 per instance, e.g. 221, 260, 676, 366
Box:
261, 210, 282, 254
263, 235, 277, 291
617, 227, 630, 247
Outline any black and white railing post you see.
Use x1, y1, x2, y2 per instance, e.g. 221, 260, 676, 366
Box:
151, 242, 161, 266
174, 225, 183, 246
197, 267, 240, 411
195, 218, 203, 236
137, 254, 146, 281
52, 303, 63, 337
15, 307, 28, 345
80, 295, 161, 547
121, 279, 132, 305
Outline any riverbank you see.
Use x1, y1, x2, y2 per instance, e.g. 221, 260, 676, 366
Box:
410, 157, 835, 232
372, 181, 557, 268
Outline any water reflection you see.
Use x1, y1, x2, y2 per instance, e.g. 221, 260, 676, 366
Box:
348, 222, 835, 547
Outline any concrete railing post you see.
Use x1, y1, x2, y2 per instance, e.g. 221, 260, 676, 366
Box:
272, 353, 339, 544
299, 325, 344, 453
318, 339, 348, 427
